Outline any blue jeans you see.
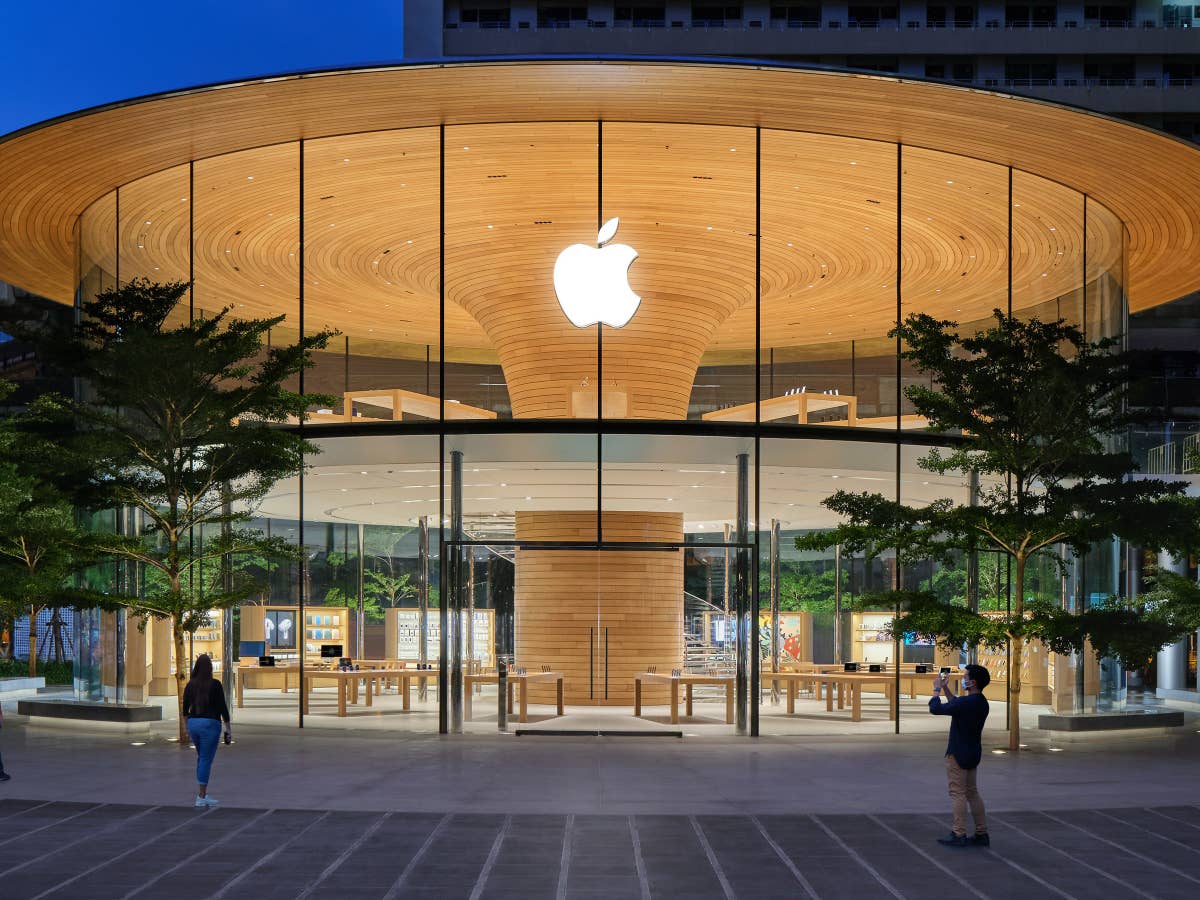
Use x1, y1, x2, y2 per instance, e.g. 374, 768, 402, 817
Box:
187, 718, 222, 787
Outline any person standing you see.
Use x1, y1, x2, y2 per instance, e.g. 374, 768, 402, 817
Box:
0, 698, 10, 782
182, 653, 231, 808
930, 663, 990, 846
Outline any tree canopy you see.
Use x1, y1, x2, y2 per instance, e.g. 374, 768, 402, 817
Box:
797, 310, 1200, 750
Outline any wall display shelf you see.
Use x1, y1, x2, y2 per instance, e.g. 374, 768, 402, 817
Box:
974, 611, 1050, 704
187, 609, 225, 674
239, 605, 350, 657
851, 611, 899, 665
385, 608, 494, 668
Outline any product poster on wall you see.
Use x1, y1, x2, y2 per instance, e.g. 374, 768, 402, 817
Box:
264, 610, 296, 649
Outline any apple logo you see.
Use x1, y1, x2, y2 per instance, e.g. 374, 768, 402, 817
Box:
553, 217, 641, 328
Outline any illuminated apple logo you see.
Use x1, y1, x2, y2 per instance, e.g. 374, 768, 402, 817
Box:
553, 217, 640, 328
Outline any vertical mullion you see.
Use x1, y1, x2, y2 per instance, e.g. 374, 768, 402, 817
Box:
114, 187, 120, 288
596, 119, 603, 549
297, 139, 306, 729
189, 161, 195, 320
751, 125, 761, 737
894, 143, 903, 735
438, 123, 448, 735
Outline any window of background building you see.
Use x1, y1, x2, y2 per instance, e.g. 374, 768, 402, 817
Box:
537, 3, 586, 27
925, 58, 976, 82
1083, 3, 1133, 26
458, 1, 512, 28
1163, 3, 1197, 27
847, 4, 898, 26
692, 4, 743, 25
1006, 2, 1058, 25
1164, 59, 1200, 85
846, 56, 900, 72
1005, 58, 1058, 85
615, 3, 667, 26
1084, 57, 1136, 85
770, 2, 821, 26
926, 4, 977, 26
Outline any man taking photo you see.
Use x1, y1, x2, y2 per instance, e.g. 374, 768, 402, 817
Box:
930, 664, 990, 847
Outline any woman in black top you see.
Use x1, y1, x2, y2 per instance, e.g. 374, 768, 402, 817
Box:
182, 654, 231, 808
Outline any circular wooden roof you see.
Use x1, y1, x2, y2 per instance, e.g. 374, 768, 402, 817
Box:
2, 60, 1197, 351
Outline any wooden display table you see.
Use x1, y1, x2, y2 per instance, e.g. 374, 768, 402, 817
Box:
463, 671, 564, 723
301, 668, 400, 717
634, 672, 735, 725
343, 388, 497, 421
703, 392, 857, 425
236, 664, 300, 707
770, 671, 962, 722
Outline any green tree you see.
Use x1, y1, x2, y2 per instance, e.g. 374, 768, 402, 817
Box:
14, 279, 335, 740
798, 310, 1200, 750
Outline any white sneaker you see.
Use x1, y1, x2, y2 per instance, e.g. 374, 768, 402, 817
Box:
194, 796, 207, 808
202, 796, 219, 807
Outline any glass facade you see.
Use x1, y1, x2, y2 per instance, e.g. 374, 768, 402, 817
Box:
74, 122, 1127, 734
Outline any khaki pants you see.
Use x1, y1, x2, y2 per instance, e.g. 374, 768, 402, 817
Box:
945, 754, 987, 837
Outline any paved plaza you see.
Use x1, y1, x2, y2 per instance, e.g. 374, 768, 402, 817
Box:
0, 718, 1197, 898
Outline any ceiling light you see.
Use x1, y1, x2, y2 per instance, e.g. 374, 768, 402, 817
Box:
945, 180, 953, 185
343, 158, 350, 162
487, 225, 493, 229
850, 161, 858, 166
247, 176, 254, 180
463, 146, 470, 150
145, 220, 152, 225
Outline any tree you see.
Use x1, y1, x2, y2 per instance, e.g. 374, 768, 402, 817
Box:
0, 380, 99, 676
798, 310, 1200, 750
13, 279, 335, 740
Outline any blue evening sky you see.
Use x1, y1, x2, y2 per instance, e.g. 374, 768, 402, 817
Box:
0, 2, 407, 137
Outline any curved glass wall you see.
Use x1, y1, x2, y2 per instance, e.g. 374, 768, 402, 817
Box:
74, 123, 1127, 735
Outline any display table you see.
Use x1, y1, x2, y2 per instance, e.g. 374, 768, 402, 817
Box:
770, 671, 963, 722
463, 671, 564, 723
634, 672, 735, 725
703, 392, 857, 424
301, 668, 399, 717
780, 664, 958, 700
236, 664, 300, 707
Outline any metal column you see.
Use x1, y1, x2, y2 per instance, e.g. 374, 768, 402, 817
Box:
356, 522, 365, 660
834, 544, 843, 665
221, 490, 234, 709
1156, 550, 1189, 692
448, 450, 465, 732
966, 471, 980, 665
418, 515, 429, 700
735, 452, 750, 734
769, 519, 780, 703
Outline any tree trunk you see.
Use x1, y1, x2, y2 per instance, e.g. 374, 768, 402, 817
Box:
1008, 555, 1026, 751
28, 604, 38, 678
173, 617, 189, 744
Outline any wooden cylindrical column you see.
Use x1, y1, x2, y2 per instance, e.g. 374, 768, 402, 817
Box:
514, 510, 683, 705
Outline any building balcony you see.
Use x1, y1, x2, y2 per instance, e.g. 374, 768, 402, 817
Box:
444, 21, 1200, 57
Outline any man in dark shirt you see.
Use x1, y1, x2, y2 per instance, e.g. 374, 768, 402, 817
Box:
929, 663, 990, 847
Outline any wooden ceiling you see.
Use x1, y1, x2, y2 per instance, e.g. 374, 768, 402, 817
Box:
3, 60, 1187, 355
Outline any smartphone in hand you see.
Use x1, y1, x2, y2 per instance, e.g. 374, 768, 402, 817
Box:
223, 727, 232, 745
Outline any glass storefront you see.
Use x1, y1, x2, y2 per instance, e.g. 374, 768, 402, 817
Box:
74, 122, 1127, 734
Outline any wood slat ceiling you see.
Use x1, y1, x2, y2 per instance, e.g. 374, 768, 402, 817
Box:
2, 61, 1187, 351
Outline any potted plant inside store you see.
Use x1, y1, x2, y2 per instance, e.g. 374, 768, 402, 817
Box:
796, 310, 1200, 751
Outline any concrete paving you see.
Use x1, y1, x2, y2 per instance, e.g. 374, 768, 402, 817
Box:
0, 713, 1198, 898
1, 799, 1200, 899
